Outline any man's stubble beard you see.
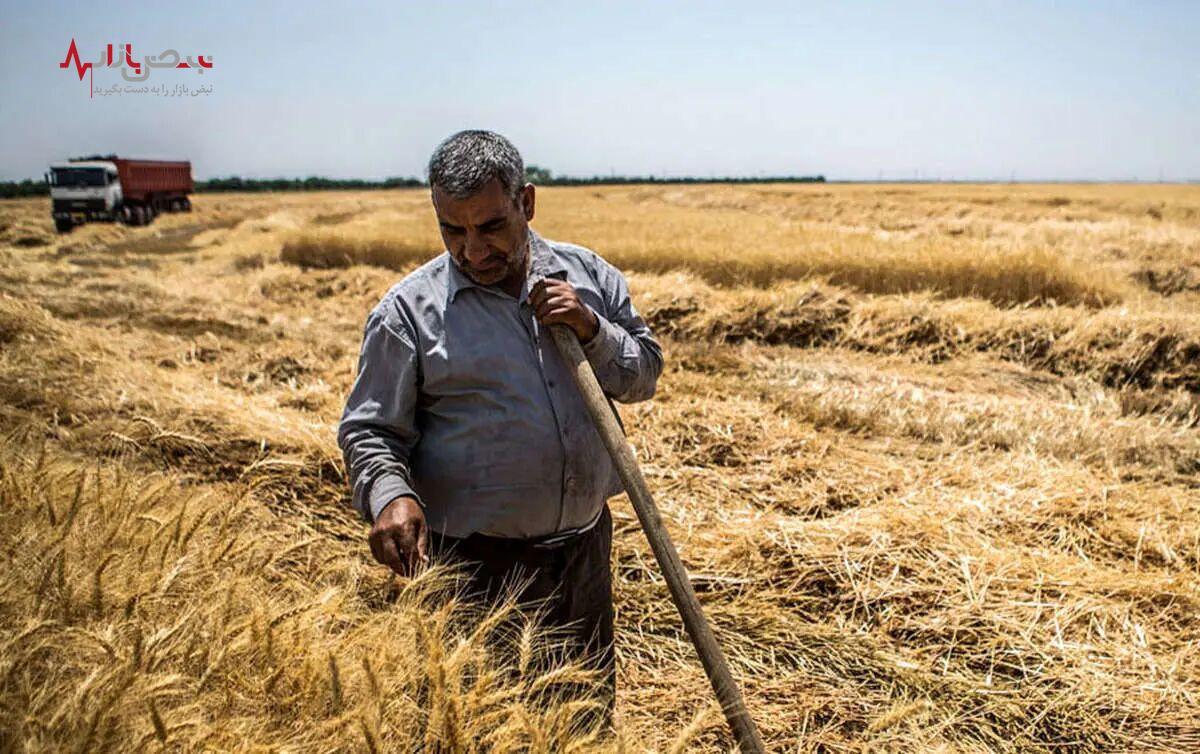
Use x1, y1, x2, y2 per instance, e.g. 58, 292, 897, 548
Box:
490, 225, 531, 293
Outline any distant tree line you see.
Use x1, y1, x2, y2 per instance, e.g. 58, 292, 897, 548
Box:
198, 176, 425, 192
0, 175, 427, 196
0, 180, 49, 198
197, 168, 825, 191
0, 165, 824, 199
522, 165, 825, 185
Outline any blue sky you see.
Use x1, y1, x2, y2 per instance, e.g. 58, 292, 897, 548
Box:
1, 1, 1197, 181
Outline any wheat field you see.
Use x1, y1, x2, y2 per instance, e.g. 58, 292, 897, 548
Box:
2, 182, 1199, 752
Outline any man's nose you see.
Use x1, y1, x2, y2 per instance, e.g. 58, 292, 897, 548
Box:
464, 233, 490, 264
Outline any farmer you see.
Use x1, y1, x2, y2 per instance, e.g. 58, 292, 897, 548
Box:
337, 130, 663, 722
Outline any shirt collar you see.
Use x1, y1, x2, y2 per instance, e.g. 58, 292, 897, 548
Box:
446, 226, 568, 304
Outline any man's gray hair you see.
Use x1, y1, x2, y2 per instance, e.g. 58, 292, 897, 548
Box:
427, 130, 526, 201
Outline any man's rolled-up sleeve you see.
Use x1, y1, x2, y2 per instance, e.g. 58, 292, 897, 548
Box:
581, 259, 664, 403
337, 306, 423, 524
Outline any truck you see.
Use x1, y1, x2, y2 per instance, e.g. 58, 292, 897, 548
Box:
46, 157, 193, 233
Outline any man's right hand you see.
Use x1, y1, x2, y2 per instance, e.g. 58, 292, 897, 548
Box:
368, 496, 429, 576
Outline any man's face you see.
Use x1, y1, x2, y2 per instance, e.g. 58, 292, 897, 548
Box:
432, 177, 535, 289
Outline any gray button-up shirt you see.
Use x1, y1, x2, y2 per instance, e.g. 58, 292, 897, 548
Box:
337, 227, 663, 540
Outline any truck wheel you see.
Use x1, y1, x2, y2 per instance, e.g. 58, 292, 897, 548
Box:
131, 206, 146, 226
54, 218, 74, 234
181, 197, 192, 212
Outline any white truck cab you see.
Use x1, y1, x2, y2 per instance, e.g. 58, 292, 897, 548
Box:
47, 161, 123, 232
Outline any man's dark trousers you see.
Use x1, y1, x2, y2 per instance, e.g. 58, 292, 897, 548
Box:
427, 503, 616, 727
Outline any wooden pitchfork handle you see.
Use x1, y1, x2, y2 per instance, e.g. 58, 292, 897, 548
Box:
548, 324, 766, 754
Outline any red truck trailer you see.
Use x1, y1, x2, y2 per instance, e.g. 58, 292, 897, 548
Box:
47, 156, 194, 231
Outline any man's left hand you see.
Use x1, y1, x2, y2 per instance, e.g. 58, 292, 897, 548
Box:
529, 278, 600, 343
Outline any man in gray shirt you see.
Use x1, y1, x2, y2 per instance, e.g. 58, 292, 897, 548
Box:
337, 130, 663, 722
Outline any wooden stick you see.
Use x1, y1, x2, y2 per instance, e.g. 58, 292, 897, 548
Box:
549, 325, 766, 754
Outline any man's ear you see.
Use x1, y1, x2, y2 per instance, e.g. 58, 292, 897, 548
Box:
520, 183, 535, 222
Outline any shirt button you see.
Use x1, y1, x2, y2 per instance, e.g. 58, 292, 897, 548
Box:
548, 380, 556, 388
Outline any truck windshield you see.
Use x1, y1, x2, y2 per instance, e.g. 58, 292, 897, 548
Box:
51, 168, 107, 187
